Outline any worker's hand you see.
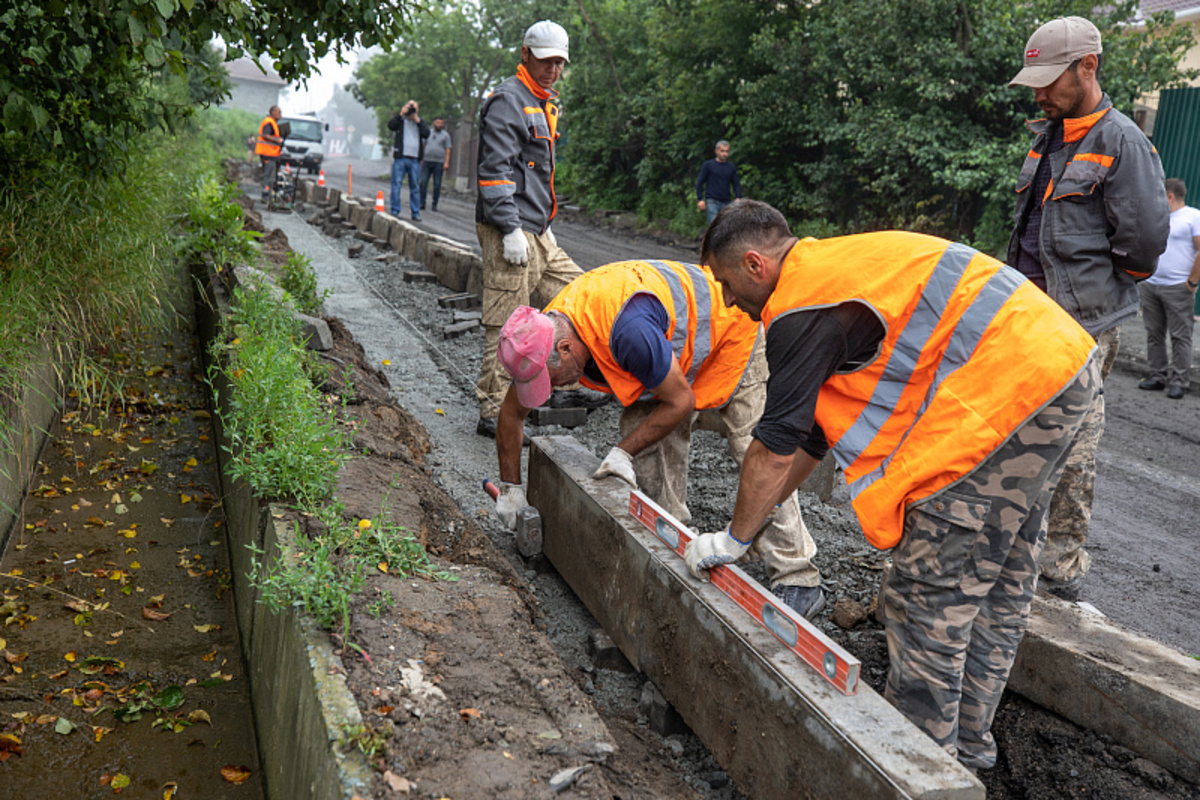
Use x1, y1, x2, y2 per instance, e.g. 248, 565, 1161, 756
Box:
593, 446, 637, 487
697, 199, 706, 211
502, 229, 529, 265
495, 481, 529, 530
685, 526, 752, 580
545, 226, 557, 247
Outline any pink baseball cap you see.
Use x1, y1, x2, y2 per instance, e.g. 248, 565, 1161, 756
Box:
498, 306, 555, 408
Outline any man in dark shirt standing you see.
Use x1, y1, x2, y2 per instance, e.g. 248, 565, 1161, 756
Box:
696, 140, 742, 225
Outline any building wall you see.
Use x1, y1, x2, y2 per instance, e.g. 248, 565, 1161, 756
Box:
222, 82, 282, 117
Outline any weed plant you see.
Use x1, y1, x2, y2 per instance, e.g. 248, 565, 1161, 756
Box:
181, 174, 260, 274
247, 503, 453, 645
280, 251, 329, 315
208, 281, 346, 506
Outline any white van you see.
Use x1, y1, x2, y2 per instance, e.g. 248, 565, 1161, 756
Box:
278, 115, 328, 174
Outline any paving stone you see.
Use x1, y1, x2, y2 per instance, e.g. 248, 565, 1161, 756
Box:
452, 310, 482, 323
442, 320, 479, 339
587, 629, 634, 673
638, 681, 688, 737
347, 243, 364, 258
437, 292, 479, 309
530, 406, 587, 429
403, 271, 439, 284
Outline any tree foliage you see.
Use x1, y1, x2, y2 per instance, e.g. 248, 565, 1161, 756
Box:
349, 0, 546, 139
0, 0, 416, 177
558, 0, 1197, 250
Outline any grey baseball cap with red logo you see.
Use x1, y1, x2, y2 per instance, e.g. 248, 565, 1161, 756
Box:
1009, 16, 1102, 88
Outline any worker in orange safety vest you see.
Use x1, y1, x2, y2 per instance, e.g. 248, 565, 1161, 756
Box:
695, 199, 1099, 772
491, 260, 826, 619
255, 105, 283, 201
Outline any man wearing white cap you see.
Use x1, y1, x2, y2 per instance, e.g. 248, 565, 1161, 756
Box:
1007, 16, 1168, 600
474, 20, 583, 440
489, 261, 826, 619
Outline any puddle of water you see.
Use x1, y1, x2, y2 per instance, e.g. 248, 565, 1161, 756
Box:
1, 316, 264, 796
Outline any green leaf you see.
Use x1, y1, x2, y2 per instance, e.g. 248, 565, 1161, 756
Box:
153, 685, 184, 711
153, 0, 174, 17
54, 716, 76, 735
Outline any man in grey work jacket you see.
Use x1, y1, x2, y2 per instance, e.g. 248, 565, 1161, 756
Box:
1007, 16, 1168, 599
473, 19, 583, 438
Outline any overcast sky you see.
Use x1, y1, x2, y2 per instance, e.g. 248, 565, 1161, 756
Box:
282, 47, 378, 115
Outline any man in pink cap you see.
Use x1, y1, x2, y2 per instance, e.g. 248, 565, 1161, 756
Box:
1007, 15, 1167, 601
488, 260, 826, 620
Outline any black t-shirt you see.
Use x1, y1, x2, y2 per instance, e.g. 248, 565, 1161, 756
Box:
753, 303, 885, 460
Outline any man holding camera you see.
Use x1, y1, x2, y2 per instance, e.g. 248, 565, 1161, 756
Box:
388, 99, 430, 221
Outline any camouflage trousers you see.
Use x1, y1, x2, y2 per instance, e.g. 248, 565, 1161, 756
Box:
474, 223, 583, 420
882, 357, 1100, 770
1040, 326, 1119, 584
620, 347, 821, 589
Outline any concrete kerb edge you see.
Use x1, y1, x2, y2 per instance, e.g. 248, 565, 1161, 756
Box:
300, 177, 483, 295
194, 261, 373, 800
0, 344, 62, 558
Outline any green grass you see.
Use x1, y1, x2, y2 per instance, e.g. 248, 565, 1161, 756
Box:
280, 251, 330, 316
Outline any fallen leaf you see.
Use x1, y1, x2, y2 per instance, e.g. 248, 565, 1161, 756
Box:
459, 707, 482, 720
65, 600, 91, 613
162, 782, 179, 800
374, 705, 395, 715
377, 562, 389, 573
187, 709, 212, 726
221, 765, 252, 784
0, 733, 23, 757
383, 771, 411, 792
143, 608, 171, 621
55, 716, 76, 735
435, 407, 446, 415
85, 516, 108, 528
114, 505, 128, 515
140, 460, 159, 476
64, 652, 77, 662
93, 726, 114, 742
111, 773, 131, 789
193, 624, 220, 633
4, 651, 27, 664
180, 494, 192, 504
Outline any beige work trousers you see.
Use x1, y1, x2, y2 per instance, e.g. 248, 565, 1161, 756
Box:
475, 223, 583, 420
1038, 325, 1120, 583
620, 347, 821, 589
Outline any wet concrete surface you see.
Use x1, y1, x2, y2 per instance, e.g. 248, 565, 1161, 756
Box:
0, 286, 263, 796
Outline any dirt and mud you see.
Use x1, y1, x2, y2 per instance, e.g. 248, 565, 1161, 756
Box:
240, 188, 1199, 799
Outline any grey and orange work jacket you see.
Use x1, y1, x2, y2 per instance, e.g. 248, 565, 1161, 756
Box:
475, 64, 560, 236
1006, 94, 1168, 336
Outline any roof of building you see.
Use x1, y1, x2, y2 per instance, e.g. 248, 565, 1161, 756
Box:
1142, 0, 1200, 15
224, 57, 287, 86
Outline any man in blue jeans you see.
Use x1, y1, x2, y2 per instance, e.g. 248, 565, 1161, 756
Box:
695, 140, 742, 225
388, 99, 430, 220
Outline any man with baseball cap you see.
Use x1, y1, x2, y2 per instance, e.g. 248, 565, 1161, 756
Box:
1007, 16, 1168, 600
473, 20, 583, 440
490, 261, 826, 619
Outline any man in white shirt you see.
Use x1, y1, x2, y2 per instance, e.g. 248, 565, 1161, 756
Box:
1139, 177, 1200, 399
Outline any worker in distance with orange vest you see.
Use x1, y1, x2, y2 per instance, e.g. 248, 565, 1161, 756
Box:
255, 105, 284, 202
694, 200, 1099, 772
491, 260, 826, 619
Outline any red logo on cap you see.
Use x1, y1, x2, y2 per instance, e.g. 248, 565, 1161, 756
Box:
1026, 48, 1040, 58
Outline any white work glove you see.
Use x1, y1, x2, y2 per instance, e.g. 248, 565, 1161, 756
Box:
592, 446, 637, 487
495, 482, 529, 530
685, 525, 753, 580
545, 226, 557, 247
502, 229, 529, 265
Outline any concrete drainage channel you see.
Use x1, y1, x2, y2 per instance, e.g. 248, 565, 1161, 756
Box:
190, 174, 1200, 798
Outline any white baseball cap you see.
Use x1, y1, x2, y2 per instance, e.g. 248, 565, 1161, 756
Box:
524, 20, 570, 62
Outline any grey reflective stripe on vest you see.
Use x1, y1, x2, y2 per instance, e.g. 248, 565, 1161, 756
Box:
846, 263, 1027, 501
833, 243, 976, 471
646, 260, 713, 385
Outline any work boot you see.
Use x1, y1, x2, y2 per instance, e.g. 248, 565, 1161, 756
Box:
1138, 377, 1166, 391
772, 584, 826, 621
1167, 384, 1185, 399
476, 417, 531, 446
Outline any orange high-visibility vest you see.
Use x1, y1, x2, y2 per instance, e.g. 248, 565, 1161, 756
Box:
760, 232, 1096, 549
545, 260, 759, 408
255, 117, 281, 157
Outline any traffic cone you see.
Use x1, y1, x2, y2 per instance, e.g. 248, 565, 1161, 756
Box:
375, 190, 385, 212
318, 169, 325, 187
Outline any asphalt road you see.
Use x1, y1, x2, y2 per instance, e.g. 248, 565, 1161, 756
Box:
313, 153, 1200, 656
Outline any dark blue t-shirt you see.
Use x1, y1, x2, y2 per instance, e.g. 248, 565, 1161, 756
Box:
582, 293, 673, 396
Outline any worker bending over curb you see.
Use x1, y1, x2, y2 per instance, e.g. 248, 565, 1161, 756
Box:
693, 200, 1098, 771
491, 260, 825, 619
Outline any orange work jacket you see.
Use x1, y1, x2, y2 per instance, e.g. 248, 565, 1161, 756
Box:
255, 117, 281, 158
760, 232, 1096, 549
545, 260, 759, 409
